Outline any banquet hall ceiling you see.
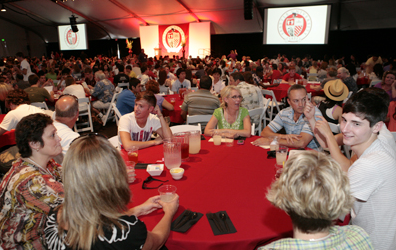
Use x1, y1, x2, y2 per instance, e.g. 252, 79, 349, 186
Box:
0, 0, 395, 43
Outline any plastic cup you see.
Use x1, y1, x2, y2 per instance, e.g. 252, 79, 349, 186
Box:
213, 130, 222, 145
158, 185, 177, 202
276, 146, 288, 166
170, 98, 176, 106
222, 131, 233, 147
127, 146, 139, 164
126, 161, 136, 183
274, 164, 283, 179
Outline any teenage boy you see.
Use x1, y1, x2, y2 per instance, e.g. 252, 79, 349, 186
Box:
118, 92, 172, 150
304, 91, 396, 250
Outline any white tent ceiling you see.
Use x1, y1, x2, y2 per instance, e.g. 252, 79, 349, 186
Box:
0, 0, 395, 43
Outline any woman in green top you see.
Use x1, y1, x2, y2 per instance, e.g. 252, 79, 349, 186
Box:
204, 85, 251, 138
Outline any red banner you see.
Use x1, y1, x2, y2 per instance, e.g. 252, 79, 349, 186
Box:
159, 23, 189, 58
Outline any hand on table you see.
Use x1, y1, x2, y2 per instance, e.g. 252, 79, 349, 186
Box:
153, 136, 163, 146
158, 194, 179, 216
281, 134, 302, 144
137, 196, 163, 216
251, 137, 271, 146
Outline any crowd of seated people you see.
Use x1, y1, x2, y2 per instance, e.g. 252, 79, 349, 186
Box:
1, 50, 396, 249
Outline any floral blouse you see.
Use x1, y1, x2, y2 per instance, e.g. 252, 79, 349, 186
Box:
0, 158, 64, 250
213, 107, 249, 130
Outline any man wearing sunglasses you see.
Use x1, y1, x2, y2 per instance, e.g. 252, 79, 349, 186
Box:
118, 92, 172, 150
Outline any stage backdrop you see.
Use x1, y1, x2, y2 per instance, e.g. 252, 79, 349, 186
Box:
140, 22, 210, 59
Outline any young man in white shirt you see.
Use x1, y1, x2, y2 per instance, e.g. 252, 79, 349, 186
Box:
15, 52, 33, 81
118, 92, 172, 150
304, 90, 396, 250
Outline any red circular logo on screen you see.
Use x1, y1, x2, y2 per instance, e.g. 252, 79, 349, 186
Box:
63, 28, 80, 49
278, 9, 312, 42
162, 25, 185, 53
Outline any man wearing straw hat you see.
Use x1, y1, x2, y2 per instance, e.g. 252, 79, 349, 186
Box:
318, 79, 349, 124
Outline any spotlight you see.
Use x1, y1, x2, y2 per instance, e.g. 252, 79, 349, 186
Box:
1, 5, 6, 12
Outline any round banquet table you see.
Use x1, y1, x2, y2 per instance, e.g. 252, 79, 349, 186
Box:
267, 83, 324, 101
162, 94, 185, 124
121, 136, 292, 250
0, 114, 16, 149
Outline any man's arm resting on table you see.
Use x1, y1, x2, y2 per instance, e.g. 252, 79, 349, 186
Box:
119, 131, 159, 150
154, 108, 172, 140
260, 126, 305, 147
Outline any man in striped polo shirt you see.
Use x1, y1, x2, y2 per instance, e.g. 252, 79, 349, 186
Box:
181, 76, 220, 128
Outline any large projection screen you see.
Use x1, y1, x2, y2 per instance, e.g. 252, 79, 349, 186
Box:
264, 5, 331, 45
58, 24, 88, 50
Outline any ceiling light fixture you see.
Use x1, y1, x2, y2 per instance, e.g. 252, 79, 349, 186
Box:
1, 5, 6, 12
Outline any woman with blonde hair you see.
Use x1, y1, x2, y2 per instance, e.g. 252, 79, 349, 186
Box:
258, 151, 373, 249
44, 135, 179, 250
0, 83, 12, 114
204, 85, 251, 138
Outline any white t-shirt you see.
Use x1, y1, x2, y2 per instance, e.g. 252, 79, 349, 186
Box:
53, 121, 79, 156
118, 112, 161, 145
20, 59, 33, 81
63, 84, 88, 111
0, 104, 44, 131
210, 79, 225, 95
348, 136, 396, 250
138, 74, 149, 86
171, 79, 191, 93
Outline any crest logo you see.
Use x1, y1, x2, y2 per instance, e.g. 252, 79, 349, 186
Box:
64, 29, 79, 48
162, 25, 185, 53
278, 9, 312, 42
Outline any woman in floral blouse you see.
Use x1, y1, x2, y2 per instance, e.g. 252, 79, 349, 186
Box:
0, 113, 64, 249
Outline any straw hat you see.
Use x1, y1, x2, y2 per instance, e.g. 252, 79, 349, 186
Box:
323, 79, 349, 101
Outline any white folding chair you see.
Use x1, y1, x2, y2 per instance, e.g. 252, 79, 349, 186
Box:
343, 91, 353, 104
103, 88, 123, 126
74, 97, 93, 133
108, 135, 120, 149
370, 80, 381, 87
190, 87, 198, 92
170, 124, 202, 134
248, 107, 265, 136
186, 114, 212, 125
307, 73, 318, 81
261, 89, 284, 125
117, 82, 129, 89
112, 103, 122, 126
31, 102, 49, 110
251, 123, 255, 136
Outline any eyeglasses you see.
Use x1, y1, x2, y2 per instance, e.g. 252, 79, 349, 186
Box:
230, 95, 243, 100
59, 93, 78, 102
70, 132, 108, 146
142, 176, 169, 189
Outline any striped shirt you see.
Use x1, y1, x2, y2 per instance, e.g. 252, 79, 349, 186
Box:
259, 225, 373, 250
181, 89, 220, 117
268, 106, 322, 150
348, 137, 396, 250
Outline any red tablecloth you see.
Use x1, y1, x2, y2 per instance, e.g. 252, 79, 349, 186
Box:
162, 94, 185, 124
267, 83, 324, 101
121, 136, 292, 250
0, 114, 16, 149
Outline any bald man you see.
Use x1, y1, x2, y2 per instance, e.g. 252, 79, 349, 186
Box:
53, 95, 80, 157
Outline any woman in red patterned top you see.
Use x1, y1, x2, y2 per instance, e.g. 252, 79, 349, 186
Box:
0, 113, 64, 250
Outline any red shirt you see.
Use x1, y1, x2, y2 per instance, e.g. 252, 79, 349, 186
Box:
271, 70, 282, 80
282, 73, 302, 81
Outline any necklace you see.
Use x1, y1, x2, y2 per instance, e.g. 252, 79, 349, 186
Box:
27, 157, 52, 176
308, 233, 334, 242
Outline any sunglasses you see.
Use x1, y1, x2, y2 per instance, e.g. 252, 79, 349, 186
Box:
142, 176, 168, 189
70, 132, 108, 146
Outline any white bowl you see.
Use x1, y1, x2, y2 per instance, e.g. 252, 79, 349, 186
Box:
146, 164, 164, 176
170, 168, 184, 180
